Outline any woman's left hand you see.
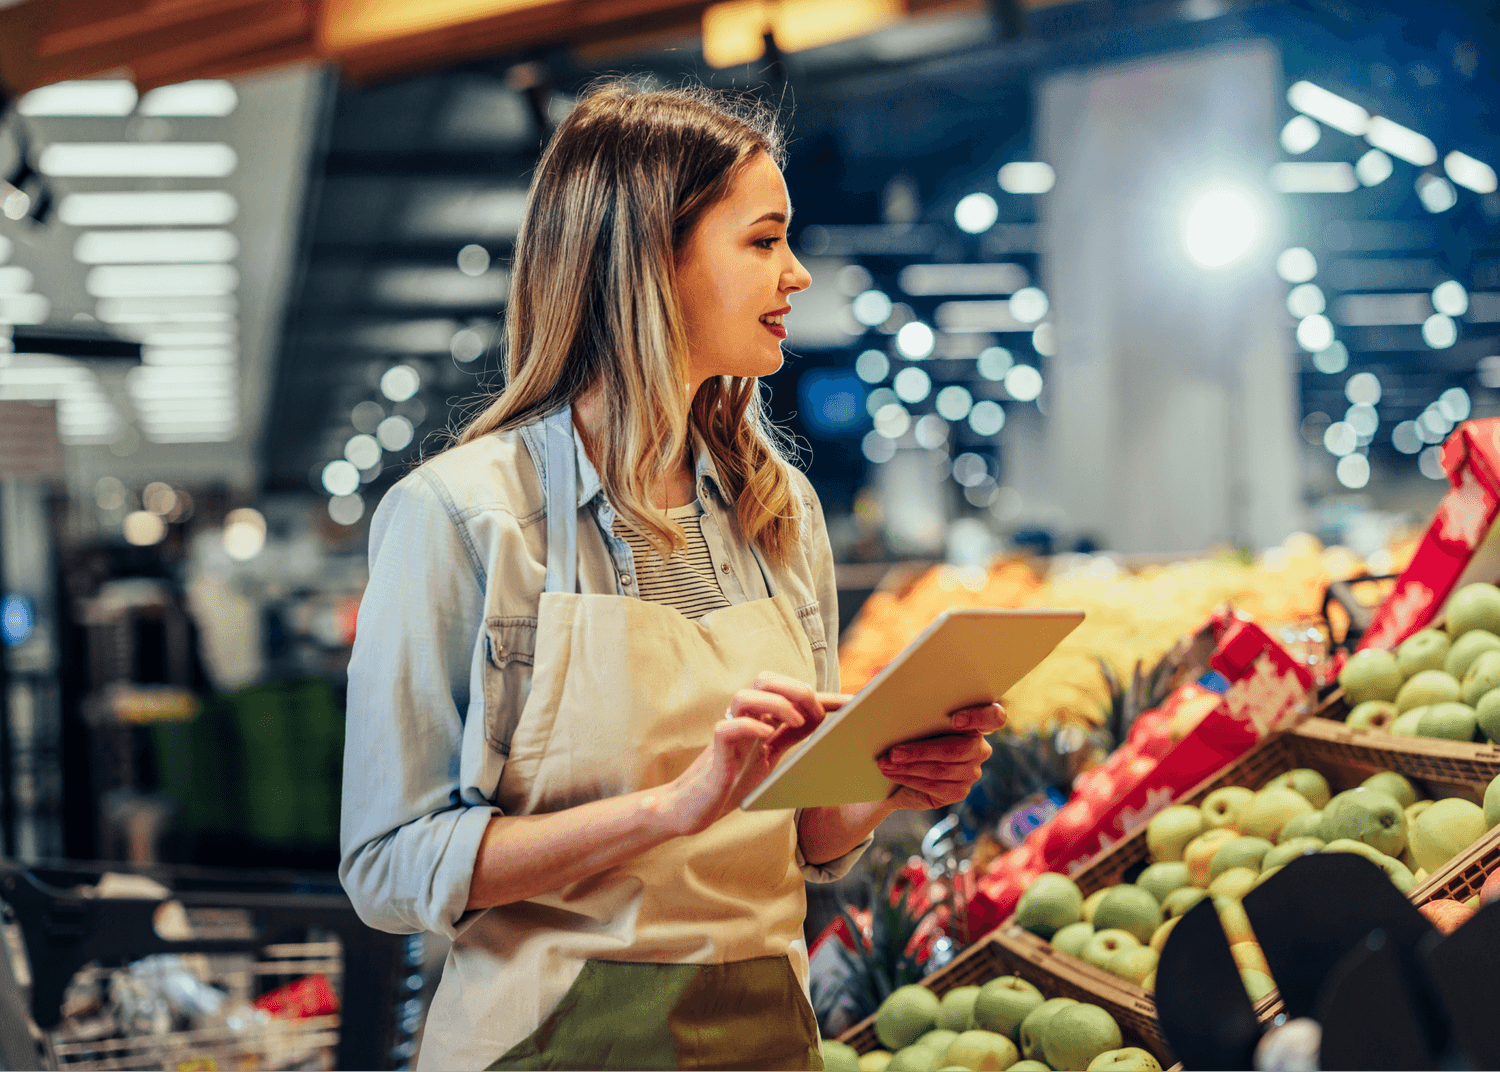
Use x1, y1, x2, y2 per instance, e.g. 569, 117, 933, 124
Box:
866, 701, 1005, 811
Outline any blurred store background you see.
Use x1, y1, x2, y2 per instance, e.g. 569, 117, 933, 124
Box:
0, 0, 1499, 1066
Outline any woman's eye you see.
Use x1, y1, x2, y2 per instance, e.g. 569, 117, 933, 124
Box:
755, 236, 783, 249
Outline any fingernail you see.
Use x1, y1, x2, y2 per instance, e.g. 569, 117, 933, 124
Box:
952, 714, 971, 729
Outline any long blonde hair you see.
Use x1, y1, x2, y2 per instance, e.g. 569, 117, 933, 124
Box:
453, 80, 804, 563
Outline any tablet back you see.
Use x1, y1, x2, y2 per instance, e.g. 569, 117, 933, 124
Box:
742, 607, 1085, 811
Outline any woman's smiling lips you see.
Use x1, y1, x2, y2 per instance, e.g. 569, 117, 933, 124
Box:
759, 306, 790, 340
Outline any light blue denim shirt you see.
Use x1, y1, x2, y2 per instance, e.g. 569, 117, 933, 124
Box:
340, 415, 870, 939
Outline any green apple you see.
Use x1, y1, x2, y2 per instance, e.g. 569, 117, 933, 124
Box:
885, 1043, 939, 1071
1081, 888, 1108, 924
1150, 916, 1180, 952
1018, 998, 1077, 1061
1263, 836, 1325, 870
1207, 867, 1258, 900
1397, 670, 1463, 713
1209, 836, 1274, 879
1092, 886, 1161, 944
1259, 768, 1331, 809
1464, 650, 1500, 706
1319, 787, 1407, 857
973, 976, 1044, 1040
1392, 708, 1426, 735
1322, 839, 1416, 892
1406, 799, 1435, 824
1082, 929, 1141, 969
1051, 921, 1095, 958
1409, 797, 1489, 873
1145, 805, 1206, 863
1136, 862, 1191, 904
1041, 1004, 1123, 1072
1445, 583, 1500, 637
1007, 1062, 1051, 1071
1476, 689, 1500, 744
877, 985, 942, 1051
1254, 864, 1284, 888
1339, 648, 1404, 705
1015, 873, 1083, 939
1448, 630, 1500, 680
1200, 786, 1255, 830
1241, 968, 1276, 1001
1347, 701, 1399, 731
1107, 945, 1159, 985
917, 1030, 959, 1057
822, 1040, 862, 1071
1419, 702, 1478, 741
1486, 773, 1500, 828
1088, 1046, 1163, 1071
937, 986, 981, 1032
1398, 629, 1451, 678
1279, 810, 1324, 843
1240, 786, 1314, 842
1161, 886, 1208, 918
1362, 771, 1419, 809
1214, 896, 1255, 944
1184, 828, 1240, 886
942, 1030, 1018, 1072
858, 1051, 892, 1072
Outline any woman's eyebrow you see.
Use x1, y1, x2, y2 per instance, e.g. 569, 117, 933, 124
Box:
747, 209, 791, 226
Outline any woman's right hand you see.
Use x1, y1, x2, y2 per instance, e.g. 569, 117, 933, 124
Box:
666, 671, 827, 836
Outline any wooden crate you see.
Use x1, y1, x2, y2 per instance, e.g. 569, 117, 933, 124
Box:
1411, 823, 1500, 905
991, 717, 1500, 1029
835, 925, 1173, 1066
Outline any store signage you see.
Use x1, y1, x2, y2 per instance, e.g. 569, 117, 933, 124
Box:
0, 401, 63, 478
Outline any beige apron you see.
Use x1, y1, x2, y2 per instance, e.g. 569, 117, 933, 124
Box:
418, 408, 823, 1071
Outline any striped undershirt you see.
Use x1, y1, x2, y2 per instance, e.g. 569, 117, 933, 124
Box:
612, 502, 732, 621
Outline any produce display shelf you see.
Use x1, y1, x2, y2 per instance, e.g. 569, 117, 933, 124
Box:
1410, 822, 1500, 905
835, 926, 1174, 1067
987, 717, 1500, 1032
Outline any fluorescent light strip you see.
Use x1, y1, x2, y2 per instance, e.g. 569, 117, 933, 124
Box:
899, 263, 1030, 296
87, 264, 238, 299
60, 191, 238, 227
146, 430, 239, 443
1270, 162, 1358, 193
75, 230, 239, 265
0, 267, 34, 296
1365, 117, 1437, 167
1287, 80, 1369, 136
143, 348, 237, 366
0, 236, 12, 264
1445, 151, 1498, 195
130, 364, 235, 383
0, 295, 50, 324
19, 80, 137, 116
138, 81, 238, 117
140, 331, 236, 348
40, 143, 237, 179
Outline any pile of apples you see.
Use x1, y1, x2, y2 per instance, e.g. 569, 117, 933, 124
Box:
1011, 765, 1500, 1003
1340, 581, 1500, 744
823, 975, 1163, 1072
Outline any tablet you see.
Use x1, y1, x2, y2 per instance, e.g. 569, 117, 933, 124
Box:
740, 607, 1085, 811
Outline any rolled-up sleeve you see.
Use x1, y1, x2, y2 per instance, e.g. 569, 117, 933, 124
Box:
339, 472, 494, 938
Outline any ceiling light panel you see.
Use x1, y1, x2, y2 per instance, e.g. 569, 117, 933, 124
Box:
372, 267, 511, 306
75, 230, 239, 265
0, 267, 34, 295
138, 80, 238, 117
934, 300, 1029, 333
143, 347, 237, 366
1330, 292, 1435, 325
60, 191, 239, 227
40, 144, 237, 178
1269, 162, 1358, 193
1365, 117, 1437, 167
0, 295, 49, 324
19, 80, 137, 116
402, 185, 528, 239
87, 264, 239, 298
898, 263, 1029, 295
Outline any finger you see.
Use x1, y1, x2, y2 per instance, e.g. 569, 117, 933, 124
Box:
752, 671, 825, 726
878, 757, 985, 782
881, 771, 972, 799
716, 717, 775, 754
948, 703, 1005, 732
729, 689, 805, 729
816, 692, 854, 714
884, 731, 989, 765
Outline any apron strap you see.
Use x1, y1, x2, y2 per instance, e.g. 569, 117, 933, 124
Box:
543, 406, 579, 596
748, 542, 779, 599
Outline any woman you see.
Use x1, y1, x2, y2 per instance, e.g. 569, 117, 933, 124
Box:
340, 81, 1004, 1071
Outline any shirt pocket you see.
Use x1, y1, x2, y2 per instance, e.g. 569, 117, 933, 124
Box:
794, 601, 829, 692
483, 615, 537, 756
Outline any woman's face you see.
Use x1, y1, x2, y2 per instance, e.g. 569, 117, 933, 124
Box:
676, 151, 812, 390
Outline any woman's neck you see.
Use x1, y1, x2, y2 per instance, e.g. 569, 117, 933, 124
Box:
572, 388, 697, 509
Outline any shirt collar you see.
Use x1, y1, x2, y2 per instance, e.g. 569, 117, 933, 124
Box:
567, 416, 726, 510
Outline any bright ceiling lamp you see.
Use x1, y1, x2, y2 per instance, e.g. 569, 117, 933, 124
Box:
1445, 151, 1498, 195
1279, 115, 1321, 155
39, 143, 236, 178
998, 162, 1056, 194
1181, 182, 1267, 269
1286, 80, 1369, 136
1355, 149, 1393, 187
96, 295, 236, 324
0, 295, 49, 324
139, 80, 238, 117
1365, 117, 1436, 167
700, 0, 901, 67
74, 230, 239, 265
87, 264, 238, 298
60, 191, 238, 227
0, 266, 33, 295
143, 348, 237, 366
19, 80, 136, 116
1269, 162, 1357, 193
